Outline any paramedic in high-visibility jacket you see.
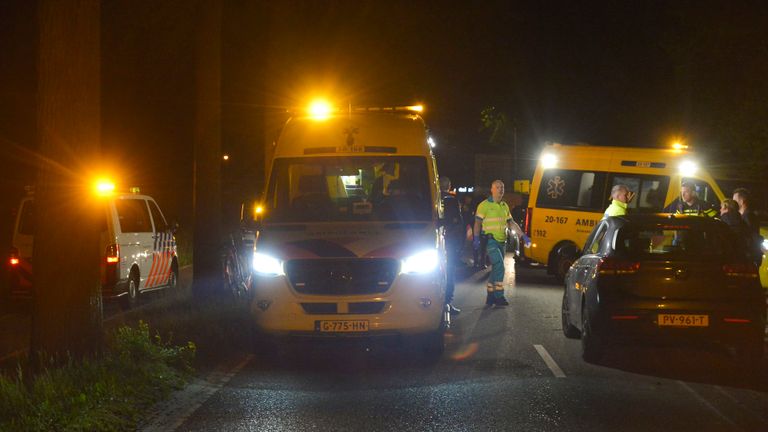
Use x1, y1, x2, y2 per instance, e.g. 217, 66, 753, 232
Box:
473, 180, 531, 307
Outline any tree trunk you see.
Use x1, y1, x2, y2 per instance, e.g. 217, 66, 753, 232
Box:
31, 0, 103, 360
192, 1, 223, 298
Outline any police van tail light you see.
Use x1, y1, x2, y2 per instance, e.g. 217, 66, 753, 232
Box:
524, 207, 532, 236
722, 263, 758, 278
105, 244, 120, 264
9, 247, 20, 266
598, 258, 640, 275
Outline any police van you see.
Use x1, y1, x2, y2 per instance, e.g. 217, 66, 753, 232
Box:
6, 187, 178, 308
523, 143, 726, 281
248, 103, 447, 355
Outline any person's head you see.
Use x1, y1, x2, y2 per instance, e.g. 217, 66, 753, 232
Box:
439, 176, 451, 192
610, 184, 631, 203
490, 180, 505, 202
720, 198, 739, 215
680, 181, 697, 204
732, 187, 750, 211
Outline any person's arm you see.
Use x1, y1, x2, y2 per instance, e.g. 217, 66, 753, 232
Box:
473, 217, 483, 240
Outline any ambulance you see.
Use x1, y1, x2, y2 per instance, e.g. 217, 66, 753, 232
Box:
6, 186, 178, 308
523, 143, 726, 281
248, 103, 447, 355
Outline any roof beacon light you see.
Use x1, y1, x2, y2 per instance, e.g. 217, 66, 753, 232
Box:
308, 99, 333, 120
428, 136, 436, 148
672, 142, 688, 151
541, 152, 558, 169
678, 160, 698, 177
95, 179, 116, 196
407, 105, 424, 113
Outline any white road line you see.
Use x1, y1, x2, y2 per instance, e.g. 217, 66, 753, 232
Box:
140, 354, 253, 432
677, 381, 739, 430
533, 344, 566, 378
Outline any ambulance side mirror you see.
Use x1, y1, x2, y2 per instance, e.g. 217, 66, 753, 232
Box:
240, 199, 262, 231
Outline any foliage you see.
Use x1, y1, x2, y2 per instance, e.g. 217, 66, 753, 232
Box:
479, 106, 513, 148
0, 321, 195, 432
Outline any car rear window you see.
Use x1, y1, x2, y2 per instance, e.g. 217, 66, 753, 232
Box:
615, 224, 737, 260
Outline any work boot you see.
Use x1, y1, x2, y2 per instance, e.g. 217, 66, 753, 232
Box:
485, 293, 495, 306
495, 296, 509, 306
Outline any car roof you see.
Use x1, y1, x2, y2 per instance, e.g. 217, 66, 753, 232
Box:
605, 214, 725, 229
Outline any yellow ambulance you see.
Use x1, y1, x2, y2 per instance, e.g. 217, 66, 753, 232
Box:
248, 103, 447, 356
523, 143, 726, 281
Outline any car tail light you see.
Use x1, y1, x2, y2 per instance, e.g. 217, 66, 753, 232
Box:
524, 207, 532, 236
722, 263, 758, 278
723, 318, 751, 324
105, 244, 120, 264
598, 257, 640, 275
9, 247, 19, 266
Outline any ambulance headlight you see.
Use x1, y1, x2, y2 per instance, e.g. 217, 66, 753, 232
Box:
401, 249, 439, 274
762, 238, 768, 253
252, 253, 284, 276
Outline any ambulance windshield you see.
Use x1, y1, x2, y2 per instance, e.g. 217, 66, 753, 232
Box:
264, 156, 432, 222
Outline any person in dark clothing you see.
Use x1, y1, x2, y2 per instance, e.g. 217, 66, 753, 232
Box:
733, 188, 760, 236
663, 181, 717, 217
471, 192, 489, 269
441, 177, 463, 314
729, 191, 763, 265
720, 199, 751, 244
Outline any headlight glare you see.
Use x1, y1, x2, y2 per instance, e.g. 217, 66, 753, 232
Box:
253, 253, 284, 276
401, 249, 439, 274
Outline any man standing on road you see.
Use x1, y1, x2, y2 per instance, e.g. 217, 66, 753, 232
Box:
663, 181, 717, 217
473, 180, 530, 307
603, 184, 635, 217
441, 176, 463, 315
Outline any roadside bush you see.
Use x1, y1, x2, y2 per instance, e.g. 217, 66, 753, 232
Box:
0, 321, 195, 432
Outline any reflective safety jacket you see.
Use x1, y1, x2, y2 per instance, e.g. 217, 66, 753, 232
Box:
604, 199, 628, 217
475, 198, 511, 242
663, 198, 717, 218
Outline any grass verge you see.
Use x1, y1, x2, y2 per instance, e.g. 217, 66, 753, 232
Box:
0, 321, 195, 431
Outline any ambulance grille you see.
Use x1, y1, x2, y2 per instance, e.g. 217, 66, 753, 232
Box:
285, 258, 399, 295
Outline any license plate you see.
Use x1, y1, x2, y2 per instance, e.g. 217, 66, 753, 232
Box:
658, 314, 709, 327
316, 320, 369, 333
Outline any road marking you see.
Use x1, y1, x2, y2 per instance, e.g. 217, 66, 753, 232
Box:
534, 344, 566, 378
677, 381, 739, 429
140, 354, 253, 432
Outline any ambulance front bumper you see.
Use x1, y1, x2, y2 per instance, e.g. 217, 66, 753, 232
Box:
250, 271, 445, 337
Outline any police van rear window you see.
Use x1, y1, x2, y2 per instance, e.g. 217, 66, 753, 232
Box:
115, 199, 153, 233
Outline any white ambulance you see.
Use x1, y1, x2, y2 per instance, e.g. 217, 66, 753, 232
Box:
248, 104, 448, 355
6, 187, 178, 308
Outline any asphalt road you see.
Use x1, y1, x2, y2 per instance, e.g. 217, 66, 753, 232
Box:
143, 258, 768, 432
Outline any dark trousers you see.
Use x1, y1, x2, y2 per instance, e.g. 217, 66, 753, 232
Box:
445, 237, 462, 303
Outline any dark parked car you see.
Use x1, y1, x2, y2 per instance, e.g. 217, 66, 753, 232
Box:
562, 214, 765, 366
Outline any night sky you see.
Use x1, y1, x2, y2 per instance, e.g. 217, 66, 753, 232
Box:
1, 1, 767, 246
